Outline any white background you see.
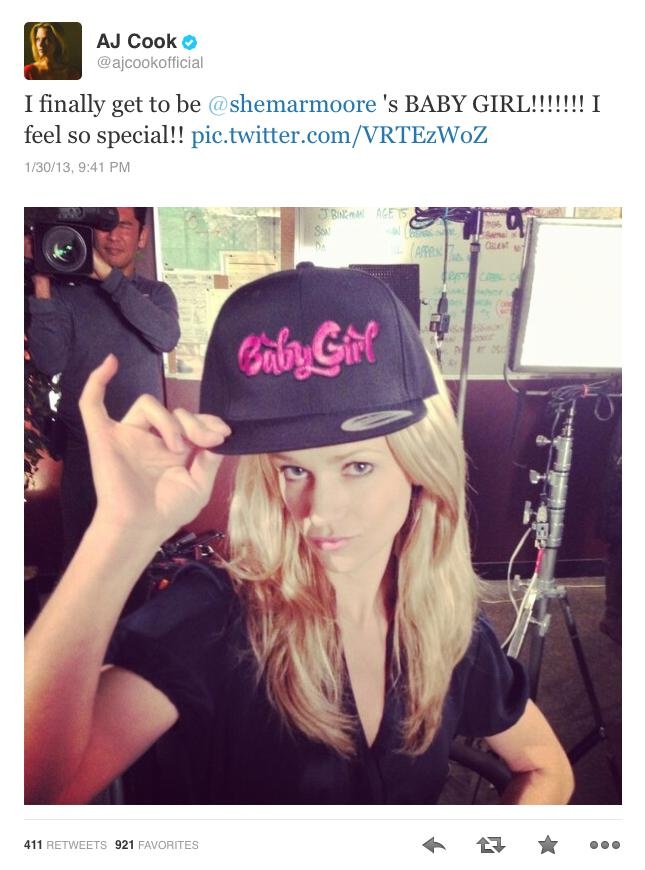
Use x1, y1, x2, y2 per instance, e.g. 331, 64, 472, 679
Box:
8, 1, 639, 867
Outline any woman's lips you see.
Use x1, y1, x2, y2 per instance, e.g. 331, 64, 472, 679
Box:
309, 536, 354, 552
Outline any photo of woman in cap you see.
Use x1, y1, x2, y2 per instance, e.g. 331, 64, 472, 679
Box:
25, 264, 574, 805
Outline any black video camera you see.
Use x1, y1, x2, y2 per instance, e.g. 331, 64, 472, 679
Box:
24, 207, 119, 277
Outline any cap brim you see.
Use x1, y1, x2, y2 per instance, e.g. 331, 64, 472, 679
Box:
212, 400, 428, 455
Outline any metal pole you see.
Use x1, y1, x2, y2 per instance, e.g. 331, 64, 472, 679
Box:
456, 209, 484, 430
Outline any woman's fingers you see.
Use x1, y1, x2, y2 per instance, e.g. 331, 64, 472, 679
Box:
121, 395, 187, 453
188, 449, 222, 503
80, 357, 231, 456
78, 355, 119, 430
172, 409, 231, 449
121, 405, 231, 454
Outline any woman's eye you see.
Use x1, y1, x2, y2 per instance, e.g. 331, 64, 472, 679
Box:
345, 462, 374, 476
280, 465, 308, 481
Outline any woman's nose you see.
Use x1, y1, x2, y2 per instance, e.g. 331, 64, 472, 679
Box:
307, 478, 347, 527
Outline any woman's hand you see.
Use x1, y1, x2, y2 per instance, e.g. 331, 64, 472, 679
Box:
79, 354, 230, 542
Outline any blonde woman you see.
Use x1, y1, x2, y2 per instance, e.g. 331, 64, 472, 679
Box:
25, 264, 574, 804
25, 23, 80, 80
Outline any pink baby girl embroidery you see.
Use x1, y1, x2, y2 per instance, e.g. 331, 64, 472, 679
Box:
238, 320, 380, 380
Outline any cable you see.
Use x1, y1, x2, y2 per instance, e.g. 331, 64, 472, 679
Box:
429, 219, 452, 353
501, 571, 539, 650
410, 206, 531, 236
503, 361, 521, 394
548, 378, 617, 407
409, 207, 472, 231
505, 525, 534, 616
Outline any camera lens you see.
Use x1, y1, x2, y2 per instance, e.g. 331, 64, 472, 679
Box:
42, 226, 88, 273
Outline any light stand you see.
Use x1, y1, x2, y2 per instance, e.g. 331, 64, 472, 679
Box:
409, 207, 528, 432
455, 209, 484, 430
508, 398, 621, 792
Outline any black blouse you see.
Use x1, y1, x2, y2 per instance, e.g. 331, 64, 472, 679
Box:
106, 563, 528, 804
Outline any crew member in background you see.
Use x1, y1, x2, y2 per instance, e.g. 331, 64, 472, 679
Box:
27, 207, 180, 567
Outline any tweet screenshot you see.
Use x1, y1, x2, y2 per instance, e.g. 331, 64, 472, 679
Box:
14, 1, 636, 867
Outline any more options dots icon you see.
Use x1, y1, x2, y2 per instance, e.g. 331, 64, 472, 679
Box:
590, 840, 621, 850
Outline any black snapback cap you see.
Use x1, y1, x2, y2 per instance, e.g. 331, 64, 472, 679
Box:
199, 262, 437, 454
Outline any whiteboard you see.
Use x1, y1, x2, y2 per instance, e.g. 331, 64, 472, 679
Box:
296, 207, 565, 378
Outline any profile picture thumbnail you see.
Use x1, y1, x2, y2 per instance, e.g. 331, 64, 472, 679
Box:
24, 22, 82, 80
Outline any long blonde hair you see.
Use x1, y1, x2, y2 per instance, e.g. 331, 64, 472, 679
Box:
223, 363, 479, 755
30, 23, 67, 64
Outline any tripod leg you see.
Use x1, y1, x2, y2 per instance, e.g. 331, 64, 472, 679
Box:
527, 547, 559, 700
559, 591, 621, 795
527, 595, 549, 699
